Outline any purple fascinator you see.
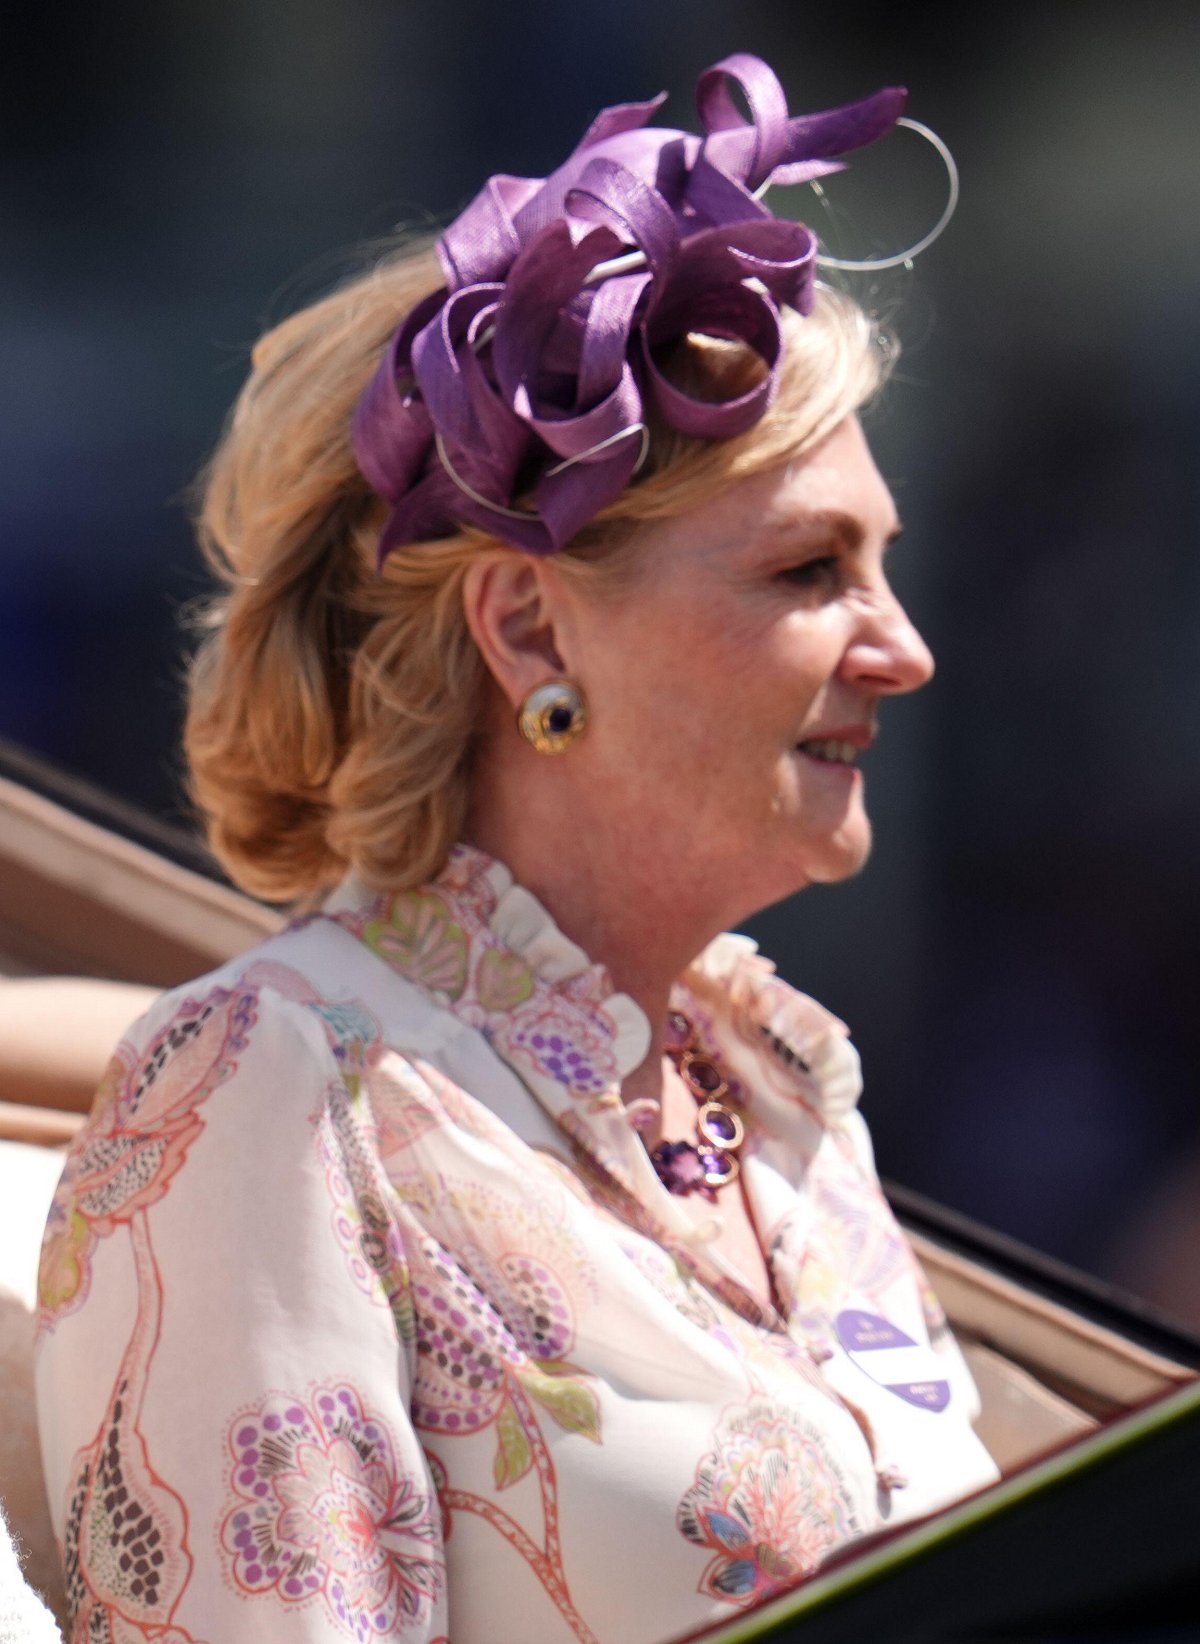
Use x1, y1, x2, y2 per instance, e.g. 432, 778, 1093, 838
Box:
352, 54, 906, 559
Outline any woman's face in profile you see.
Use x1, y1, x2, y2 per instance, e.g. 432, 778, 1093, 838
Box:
560, 416, 935, 919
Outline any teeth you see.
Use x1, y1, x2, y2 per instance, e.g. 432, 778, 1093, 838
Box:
800, 738, 859, 765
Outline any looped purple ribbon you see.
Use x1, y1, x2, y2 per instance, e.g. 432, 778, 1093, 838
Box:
353, 55, 905, 558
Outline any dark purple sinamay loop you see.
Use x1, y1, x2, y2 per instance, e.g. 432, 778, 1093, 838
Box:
351, 55, 907, 560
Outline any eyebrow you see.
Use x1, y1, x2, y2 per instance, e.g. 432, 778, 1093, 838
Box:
759, 508, 904, 551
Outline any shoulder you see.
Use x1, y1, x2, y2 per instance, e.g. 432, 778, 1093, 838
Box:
110, 911, 464, 1098
106, 946, 340, 1106
36, 923, 454, 1341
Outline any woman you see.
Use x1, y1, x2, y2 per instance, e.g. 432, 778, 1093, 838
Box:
35, 54, 998, 1644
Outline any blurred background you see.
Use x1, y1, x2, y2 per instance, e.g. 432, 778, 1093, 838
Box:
3, 1, 1199, 1320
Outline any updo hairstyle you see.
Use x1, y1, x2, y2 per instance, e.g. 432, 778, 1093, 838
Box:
185, 240, 891, 903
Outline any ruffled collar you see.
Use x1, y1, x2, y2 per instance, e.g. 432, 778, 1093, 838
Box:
323, 845, 650, 1111
324, 844, 864, 1329
680, 932, 863, 1124
323, 844, 861, 1132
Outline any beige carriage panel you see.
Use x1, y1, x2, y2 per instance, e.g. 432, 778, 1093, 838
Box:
911, 1229, 1195, 1418
0, 773, 280, 985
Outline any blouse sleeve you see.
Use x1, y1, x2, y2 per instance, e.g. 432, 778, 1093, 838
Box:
35, 974, 449, 1643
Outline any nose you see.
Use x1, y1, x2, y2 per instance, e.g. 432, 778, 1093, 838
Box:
841, 589, 935, 695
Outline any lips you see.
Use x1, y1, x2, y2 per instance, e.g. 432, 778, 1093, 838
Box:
797, 737, 861, 766
796, 724, 874, 766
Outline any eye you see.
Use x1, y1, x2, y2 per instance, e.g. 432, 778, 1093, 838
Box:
778, 554, 840, 590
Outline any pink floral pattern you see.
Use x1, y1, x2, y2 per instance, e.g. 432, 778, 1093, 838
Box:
60, 1219, 201, 1644
39, 985, 257, 1333
363, 892, 470, 1004
490, 997, 618, 1103
372, 1054, 524, 1159
779, 1133, 923, 1347
409, 1233, 601, 1455
410, 1238, 520, 1437
221, 1383, 442, 1639
677, 1398, 862, 1608
500, 1252, 575, 1360
320, 1083, 416, 1343
37, 848, 997, 1644
405, 1230, 602, 1640
343, 847, 636, 1111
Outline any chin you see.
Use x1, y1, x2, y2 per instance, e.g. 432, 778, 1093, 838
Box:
800, 823, 874, 886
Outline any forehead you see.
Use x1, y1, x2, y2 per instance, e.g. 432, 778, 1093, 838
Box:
645, 417, 898, 573
753, 420, 896, 540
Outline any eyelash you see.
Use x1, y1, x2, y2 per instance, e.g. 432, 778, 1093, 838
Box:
780, 555, 840, 588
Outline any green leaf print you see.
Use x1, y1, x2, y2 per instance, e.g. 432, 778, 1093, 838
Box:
476, 947, 535, 1013
493, 1395, 534, 1490
520, 1362, 602, 1444
365, 892, 468, 1001
387, 1277, 416, 1345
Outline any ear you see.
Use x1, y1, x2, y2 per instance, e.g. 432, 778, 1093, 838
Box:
461, 553, 569, 711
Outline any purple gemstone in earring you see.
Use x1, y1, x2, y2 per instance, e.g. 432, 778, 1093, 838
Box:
547, 705, 574, 734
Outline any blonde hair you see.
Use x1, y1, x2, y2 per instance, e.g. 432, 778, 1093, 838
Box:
186, 240, 891, 902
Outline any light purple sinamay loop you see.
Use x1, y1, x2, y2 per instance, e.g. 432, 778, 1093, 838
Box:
351, 54, 906, 560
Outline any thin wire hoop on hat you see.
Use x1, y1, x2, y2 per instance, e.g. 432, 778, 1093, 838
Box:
433, 420, 652, 528
803, 117, 959, 273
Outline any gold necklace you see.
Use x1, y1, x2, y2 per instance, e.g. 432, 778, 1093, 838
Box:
648, 1009, 746, 1198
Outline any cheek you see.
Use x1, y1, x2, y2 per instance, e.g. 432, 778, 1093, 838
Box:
587, 604, 736, 724
580, 592, 832, 771
659, 637, 764, 760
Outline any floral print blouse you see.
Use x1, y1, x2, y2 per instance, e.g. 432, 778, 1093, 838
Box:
35, 845, 998, 1644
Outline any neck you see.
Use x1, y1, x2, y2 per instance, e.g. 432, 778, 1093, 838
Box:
465, 754, 736, 1103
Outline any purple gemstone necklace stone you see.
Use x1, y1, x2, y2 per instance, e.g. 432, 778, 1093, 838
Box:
649, 1010, 746, 1198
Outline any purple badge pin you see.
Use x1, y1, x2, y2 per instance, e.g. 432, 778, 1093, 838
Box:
885, 1380, 951, 1413
835, 1309, 917, 1352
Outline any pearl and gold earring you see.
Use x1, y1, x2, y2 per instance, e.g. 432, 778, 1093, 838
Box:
517, 681, 588, 754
